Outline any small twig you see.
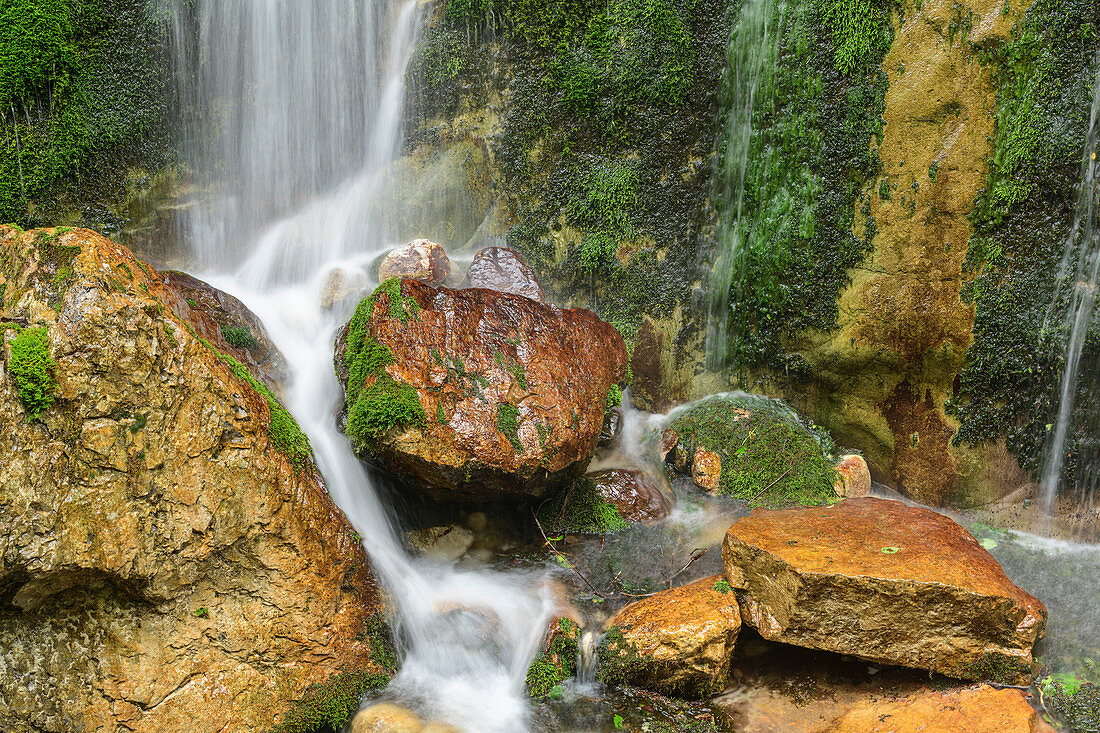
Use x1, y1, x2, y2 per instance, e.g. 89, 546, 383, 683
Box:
532, 506, 605, 600
667, 547, 708, 586
553, 480, 577, 527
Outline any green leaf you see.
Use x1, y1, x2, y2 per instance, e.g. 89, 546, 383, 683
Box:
880, 546, 900, 554
614, 713, 624, 729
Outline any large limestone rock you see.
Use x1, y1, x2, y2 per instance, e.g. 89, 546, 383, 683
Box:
378, 239, 452, 286
722, 497, 1046, 685
827, 685, 1055, 733
599, 576, 741, 698
0, 227, 386, 732
335, 279, 627, 500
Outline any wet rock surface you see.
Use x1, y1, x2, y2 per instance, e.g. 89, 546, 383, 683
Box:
378, 239, 452, 285
722, 497, 1047, 684
336, 279, 627, 500
465, 246, 546, 302
832, 454, 870, 497
600, 575, 741, 698
0, 227, 384, 732
588, 468, 672, 523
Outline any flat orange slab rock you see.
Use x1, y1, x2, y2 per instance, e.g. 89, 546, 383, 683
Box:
828, 684, 1054, 733
722, 497, 1047, 684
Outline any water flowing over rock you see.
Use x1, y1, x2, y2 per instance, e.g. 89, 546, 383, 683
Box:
464, 246, 547, 303
826, 684, 1055, 733
0, 227, 385, 732
587, 468, 672, 523
599, 575, 741, 698
335, 279, 627, 500
378, 239, 453, 286
722, 497, 1047, 684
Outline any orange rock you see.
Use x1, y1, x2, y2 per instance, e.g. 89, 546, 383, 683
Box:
336, 279, 627, 500
832, 454, 871, 497
378, 238, 452, 285
600, 575, 740, 698
723, 497, 1046, 684
692, 446, 722, 494
350, 703, 423, 733
828, 684, 1054, 733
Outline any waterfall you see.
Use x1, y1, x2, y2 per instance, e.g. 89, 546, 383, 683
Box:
705, 0, 791, 369
165, 1, 559, 730
1039, 52, 1100, 517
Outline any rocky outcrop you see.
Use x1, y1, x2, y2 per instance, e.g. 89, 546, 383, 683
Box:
0, 227, 386, 732
827, 685, 1055, 733
464, 247, 546, 303
722, 497, 1046, 685
588, 469, 671, 523
335, 279, 628, 500
378, 239, 453, 286
599, 576, 740, 698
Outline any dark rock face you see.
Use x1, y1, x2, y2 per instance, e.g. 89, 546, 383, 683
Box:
465, 247, 546, 303
722, 497, 1047, 685
588, 469, 671, 523
336, 279, 628, 501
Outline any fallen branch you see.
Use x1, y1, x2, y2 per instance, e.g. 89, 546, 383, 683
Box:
532, 505, 605, 600
667, 547, 708, 586
744, 452, 807, 505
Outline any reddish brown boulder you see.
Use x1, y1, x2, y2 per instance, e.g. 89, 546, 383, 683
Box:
378, 239, 452, 285
465, 246, 546, 303
336, 279, 627, 500
692, 447, 721, 494
599, 575, 741, 698
722, 498, 1047, 684
833, 454, 871, 497
159, 270, 287, 391
827, 685, 1054, 733
588, 468, 671, 522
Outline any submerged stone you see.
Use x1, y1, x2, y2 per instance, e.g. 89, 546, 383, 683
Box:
722, 497, 1047, 685
335, 279, 627, 500
827, 684, 1055, 733
588, 468, 671, 523
599, 575, 741, 698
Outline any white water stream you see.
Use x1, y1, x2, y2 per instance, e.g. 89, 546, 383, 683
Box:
167, 0, 559, 729
1040, 50, 1100, 517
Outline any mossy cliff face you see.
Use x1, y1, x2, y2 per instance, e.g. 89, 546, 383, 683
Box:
764, 0, 1034, 505
0, 0, 179, 255
0, 227, 386, 732
402, 0, 730, 367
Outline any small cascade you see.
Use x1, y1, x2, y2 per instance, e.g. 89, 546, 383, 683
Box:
1039, 50, 1100, 517
576, 630, 601, 687
167, 0, 559, 730
705, 0, 792, 369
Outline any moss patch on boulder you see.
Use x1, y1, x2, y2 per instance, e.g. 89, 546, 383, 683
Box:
8, 325, 56, 420
270, 669, 389, 733
526, 617, 580, 698
538, 476, 631, 534
664, 394, 838, 507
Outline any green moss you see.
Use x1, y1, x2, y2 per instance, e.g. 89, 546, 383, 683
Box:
8, 325, 56, 419
1041, 676, 1100, 732
597, 625, 646, 686
526, 617, 579, 697
606, 383, 623, 408
361, 614, 399, 674
665, 394, 838, 507
270, 669, 389, 733
712, 0, 888, 373
496, 401, 523, 453
0, 0, 171, 228
712, 579, 731, 594
339, 283, 427, 451
538, 477, 630, 534
221, 324, 258, 350
964, 651, 1026, 685
494, 348, 528, 390
952, 0, 1100, 491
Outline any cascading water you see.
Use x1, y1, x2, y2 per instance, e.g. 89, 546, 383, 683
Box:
705, 0, 791, 369
1039, 51, 1100, 519
165, 1, 559, 729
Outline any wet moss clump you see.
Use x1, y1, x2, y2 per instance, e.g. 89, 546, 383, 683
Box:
270, 669, 389, 733
8, 325, 56, 420
339, 281, 427, 451
664, 395, 838, 507
496, 401, 523, 453
526, 617, 580, 697
0, 0, 172, 229
360, 614, 399, 674
1041, 676, 1100, 733
538, 477, 630, 534
221, 324, 258, 350
951, 0, 1100, 492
